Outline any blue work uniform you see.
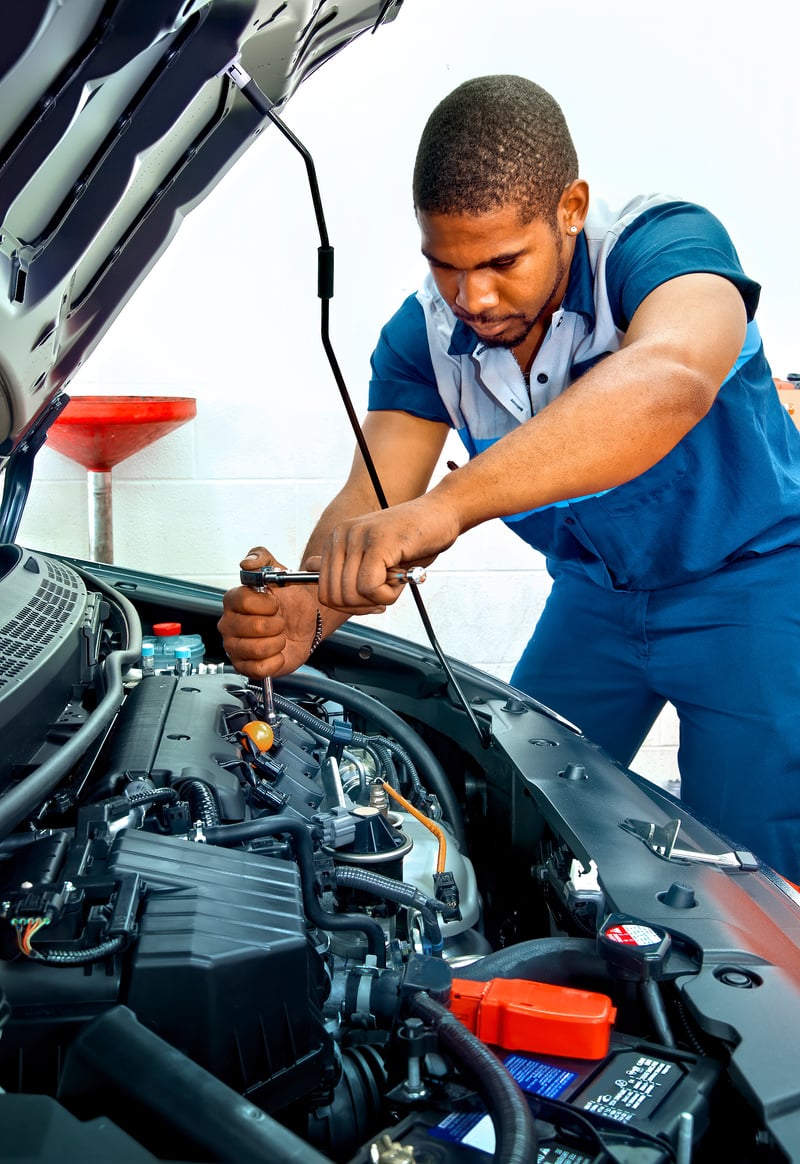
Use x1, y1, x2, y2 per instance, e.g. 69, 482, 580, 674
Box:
368, 195, 800, 881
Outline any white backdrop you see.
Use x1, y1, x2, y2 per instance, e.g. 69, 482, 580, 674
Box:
19, 0, 800, 784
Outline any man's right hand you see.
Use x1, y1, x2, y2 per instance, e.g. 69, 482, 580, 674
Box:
218, 546, 322, 679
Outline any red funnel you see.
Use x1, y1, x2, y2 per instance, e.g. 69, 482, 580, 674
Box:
46, 395, 196, 564
48, 395, 197, 472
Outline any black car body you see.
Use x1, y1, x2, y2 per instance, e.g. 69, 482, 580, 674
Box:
1, 5, 799, 1163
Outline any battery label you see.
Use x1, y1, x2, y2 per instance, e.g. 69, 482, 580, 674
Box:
431, 1109, 591, 1162
503, 1054, 578, 1099
604, 923, 661, 946
431, 1108, 488, 1146
578, 1052, 680, 1124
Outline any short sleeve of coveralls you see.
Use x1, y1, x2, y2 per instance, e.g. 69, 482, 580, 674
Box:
602, 201, 760, 328
367, 296, 453, 423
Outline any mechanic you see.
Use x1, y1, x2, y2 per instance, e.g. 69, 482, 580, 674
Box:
219, 75, 800, 883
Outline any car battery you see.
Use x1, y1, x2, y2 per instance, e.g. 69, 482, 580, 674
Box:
363, 1035, 720, 1163
349, 1108, 595, 1164
501, 1034, 720, 1139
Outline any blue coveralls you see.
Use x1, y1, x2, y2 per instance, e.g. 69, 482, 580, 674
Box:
368, 196, 800, 882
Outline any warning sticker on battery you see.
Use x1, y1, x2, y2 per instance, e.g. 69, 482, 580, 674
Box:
577, 1051, 680, 1124
604, 922, 661, 946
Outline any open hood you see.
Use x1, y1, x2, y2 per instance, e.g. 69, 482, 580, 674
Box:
0, 0, 403, 534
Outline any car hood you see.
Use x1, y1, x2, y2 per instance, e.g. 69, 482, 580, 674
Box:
0, 0, 403, 533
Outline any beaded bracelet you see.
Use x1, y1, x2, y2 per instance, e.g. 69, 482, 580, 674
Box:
309, 609, 324, 653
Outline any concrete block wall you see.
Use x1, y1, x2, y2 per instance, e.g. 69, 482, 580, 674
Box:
16, 0, 798, 795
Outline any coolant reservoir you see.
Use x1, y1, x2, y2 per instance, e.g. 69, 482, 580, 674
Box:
399, 813, 481, 939
143, 623, 204, 672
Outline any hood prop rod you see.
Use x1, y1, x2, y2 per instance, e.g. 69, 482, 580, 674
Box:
225, 61, 491, 751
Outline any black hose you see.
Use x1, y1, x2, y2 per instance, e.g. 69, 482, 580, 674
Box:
362, 737, 398, 786
333, 865, 443, 955
0, 569, 140, 842
0, 657, 130, 841
181, 779, 220, 828
410, 991, 537, 1164
641, 978, 675, 1048
63, 1004, 334, 1164
454, 936, 610, 986
275, 670, 466, 846
376, 735, 429, 803
31, 935, 125, 965
202, 816, 386, 966
0, 828, 71, 853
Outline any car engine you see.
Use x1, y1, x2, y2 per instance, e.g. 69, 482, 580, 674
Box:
1, 543, 799, 1164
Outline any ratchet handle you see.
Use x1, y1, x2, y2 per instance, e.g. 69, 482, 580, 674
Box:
240, 566, 427, 588
240, 568, 319, 587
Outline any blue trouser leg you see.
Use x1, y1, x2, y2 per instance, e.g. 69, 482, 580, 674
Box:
511, 567, 666, 764
646, 550, 800, 882
511, 552, 800, 882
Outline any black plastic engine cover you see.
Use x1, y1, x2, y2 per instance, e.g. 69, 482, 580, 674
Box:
95, 672, 250, 819
108, 829, 334, 1111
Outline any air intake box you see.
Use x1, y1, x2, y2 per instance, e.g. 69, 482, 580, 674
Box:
108, 829, 334, 1110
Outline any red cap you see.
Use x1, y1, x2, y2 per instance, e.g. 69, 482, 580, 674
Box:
152, 622, 181, 637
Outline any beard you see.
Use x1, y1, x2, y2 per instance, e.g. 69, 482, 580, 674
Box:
474, 314, 539, 351
458, 251, 569, 353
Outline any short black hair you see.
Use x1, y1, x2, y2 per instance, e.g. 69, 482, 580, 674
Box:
412, 75, 579, 225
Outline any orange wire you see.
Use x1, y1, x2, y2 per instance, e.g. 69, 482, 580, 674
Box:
19, 917, 48, 956
382, 781, 447, 873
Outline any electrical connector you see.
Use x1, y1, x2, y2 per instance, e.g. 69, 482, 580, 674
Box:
313, 806, 358, 849
6, 880, 74, 925
432, 870, 461, 921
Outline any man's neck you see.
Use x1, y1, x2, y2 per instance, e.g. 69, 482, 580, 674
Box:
513, 317, 551, 377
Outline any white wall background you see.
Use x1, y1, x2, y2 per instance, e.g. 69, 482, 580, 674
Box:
18, 0, 800, 789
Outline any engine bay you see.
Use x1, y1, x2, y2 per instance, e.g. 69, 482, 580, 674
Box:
0, 546, 799, 1164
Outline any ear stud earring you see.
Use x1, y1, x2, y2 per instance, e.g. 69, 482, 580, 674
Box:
569, 225, 578, 234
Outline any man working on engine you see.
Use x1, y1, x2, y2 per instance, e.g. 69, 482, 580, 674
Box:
219, 75, 800, 882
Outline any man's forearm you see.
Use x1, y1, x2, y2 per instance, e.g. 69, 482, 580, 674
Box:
299, 485, 385, 636
300, 487, 381, 566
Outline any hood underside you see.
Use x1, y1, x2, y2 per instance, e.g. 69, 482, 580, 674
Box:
0, 0, 402, 475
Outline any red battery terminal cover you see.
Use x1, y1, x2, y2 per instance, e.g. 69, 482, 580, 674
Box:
449, 977, 617, 1061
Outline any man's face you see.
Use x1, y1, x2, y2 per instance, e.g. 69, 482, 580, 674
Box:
418, 203, 573, 355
